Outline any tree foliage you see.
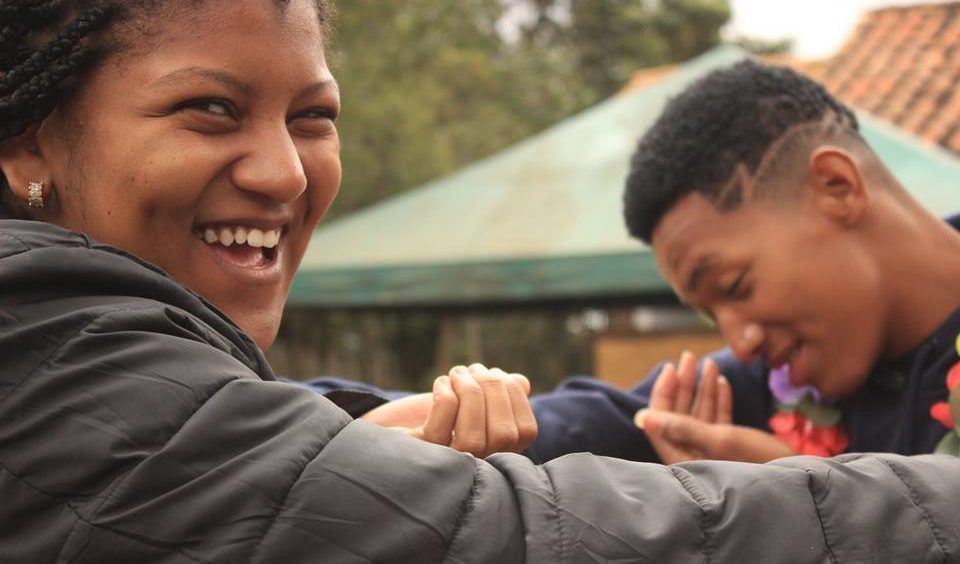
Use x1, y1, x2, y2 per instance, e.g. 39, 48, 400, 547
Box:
326, 0, 731, 217
515, 0, 731, 97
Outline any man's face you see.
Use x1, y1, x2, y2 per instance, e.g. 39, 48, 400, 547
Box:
651, 192, 885, 399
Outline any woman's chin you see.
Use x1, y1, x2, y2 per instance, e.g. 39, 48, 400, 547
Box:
216, 301, 283, 351
239, 315, 282, 351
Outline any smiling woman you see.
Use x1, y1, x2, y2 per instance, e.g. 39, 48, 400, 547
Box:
3, 1, 960, 563
1, 0, 341, 348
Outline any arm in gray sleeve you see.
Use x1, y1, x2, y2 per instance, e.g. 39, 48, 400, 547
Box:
5, 306, 960, 564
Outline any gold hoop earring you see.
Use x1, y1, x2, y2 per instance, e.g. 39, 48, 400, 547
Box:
26, 181, 44, 209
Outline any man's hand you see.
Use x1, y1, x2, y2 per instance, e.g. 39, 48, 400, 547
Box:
636, 351, 794, 464
362, 364, 538, 458
650, 351, 733, 426
635, 409, 795, 464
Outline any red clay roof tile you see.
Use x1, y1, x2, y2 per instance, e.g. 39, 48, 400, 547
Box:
620, 2, 960, 154
819, 2, 960, 153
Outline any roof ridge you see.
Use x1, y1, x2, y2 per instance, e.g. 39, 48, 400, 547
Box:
869, 1, 960, 14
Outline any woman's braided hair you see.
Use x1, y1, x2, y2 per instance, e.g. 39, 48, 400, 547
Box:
0, 1, 115, 141
0, 0, 332, 195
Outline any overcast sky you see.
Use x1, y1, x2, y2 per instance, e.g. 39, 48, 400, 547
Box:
726, 0, 954, 59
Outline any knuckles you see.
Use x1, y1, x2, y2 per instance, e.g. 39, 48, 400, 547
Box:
453, 437, 487, 458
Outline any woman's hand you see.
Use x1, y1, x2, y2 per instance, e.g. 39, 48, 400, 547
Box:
635, 351, 794, 464
362, 363, 538, 458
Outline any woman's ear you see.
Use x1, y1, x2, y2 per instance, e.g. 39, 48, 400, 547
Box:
0, 124, 54, 213
807, 146, 868, 227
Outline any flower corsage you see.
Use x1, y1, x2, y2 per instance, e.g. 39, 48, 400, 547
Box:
929, 333, 960, 456
767, 365, 848, 457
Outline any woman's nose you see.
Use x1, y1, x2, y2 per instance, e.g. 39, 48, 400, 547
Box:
231, 126, 307, 202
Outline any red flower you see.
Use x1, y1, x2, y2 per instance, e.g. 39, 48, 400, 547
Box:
930, 361, 960, 429
931, 401, 954, 429
769, 411, 849, 457
948, 362, 960, 392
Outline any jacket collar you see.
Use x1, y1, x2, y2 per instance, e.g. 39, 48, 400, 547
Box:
0, 201, 13, 220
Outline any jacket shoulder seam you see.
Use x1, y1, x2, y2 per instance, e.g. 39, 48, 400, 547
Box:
442, 460, 481, 563
72, 372, 236, 559
8, 305, 243, 557
0, 458, 207, 563
669, 465, 713, 564
876, 457, 950, 560
0, 302, 217, 409
803, 468, 839, 564
75, 372, 235, 555
0, 229, 31, 255
0, 307, 121, 409
541, 464, 570, 564
246, 429, 331, 564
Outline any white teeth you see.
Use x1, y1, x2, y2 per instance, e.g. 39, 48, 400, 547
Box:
263, 230, 279, 249
199, 225, 281, 249
247, 229, 264, 248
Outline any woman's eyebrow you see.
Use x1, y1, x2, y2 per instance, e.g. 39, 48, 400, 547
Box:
298, 78, 339, 98
152, 67, 252, 98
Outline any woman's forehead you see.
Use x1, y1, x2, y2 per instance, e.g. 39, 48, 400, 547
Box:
102, 0, 327, 74
110, 0, 325, 52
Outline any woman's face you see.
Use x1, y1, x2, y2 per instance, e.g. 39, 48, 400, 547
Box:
35, 0, 341, 349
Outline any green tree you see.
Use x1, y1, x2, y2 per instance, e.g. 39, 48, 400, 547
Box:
328, 0, 568, 217
512, 0, 731, 100
326, 0, 731, 217
731, 34, 794, 56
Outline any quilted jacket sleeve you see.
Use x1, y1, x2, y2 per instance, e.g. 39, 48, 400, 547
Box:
4, 304, 960, 564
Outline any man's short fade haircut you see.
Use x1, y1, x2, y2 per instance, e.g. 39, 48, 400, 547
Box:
623, 59, 861, 244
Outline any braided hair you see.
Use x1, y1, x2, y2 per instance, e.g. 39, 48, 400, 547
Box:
623, 59, 863, 244
0, 1, 115, 143
0, 0, 333, 195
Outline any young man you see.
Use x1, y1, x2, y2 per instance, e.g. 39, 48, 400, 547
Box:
615, 58, 960, 463
302, 59, 960, 468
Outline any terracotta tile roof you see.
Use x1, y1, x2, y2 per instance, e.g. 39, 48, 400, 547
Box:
810, 2, 960, 153
620, 2, 960, 154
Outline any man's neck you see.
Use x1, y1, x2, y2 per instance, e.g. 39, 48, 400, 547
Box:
880, 206, 960, 359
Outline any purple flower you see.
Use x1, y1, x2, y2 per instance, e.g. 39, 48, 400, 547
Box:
769, 365, 822, 405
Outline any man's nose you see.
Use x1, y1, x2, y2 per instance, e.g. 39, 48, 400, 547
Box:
715, 306, 764, 363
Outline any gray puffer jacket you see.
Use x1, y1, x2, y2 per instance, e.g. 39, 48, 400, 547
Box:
3, 218, 960, 564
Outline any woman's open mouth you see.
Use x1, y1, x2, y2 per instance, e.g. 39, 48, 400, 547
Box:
194, 224, 283, 270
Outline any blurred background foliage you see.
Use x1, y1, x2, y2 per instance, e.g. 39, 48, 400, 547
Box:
327, 0, 732, 218
273, 0, 740, 390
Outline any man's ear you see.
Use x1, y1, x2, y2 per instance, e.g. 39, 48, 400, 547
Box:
0, 124, 53, 204
806, 146, 868, 227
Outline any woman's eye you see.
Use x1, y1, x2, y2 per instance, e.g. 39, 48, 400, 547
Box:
179, 99, 236, 118
203, 102, 231, 116
293, 108, 337, 122
289, 108, 338, 133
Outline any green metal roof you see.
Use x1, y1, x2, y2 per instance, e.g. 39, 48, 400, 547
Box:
290, 45, 960, 308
